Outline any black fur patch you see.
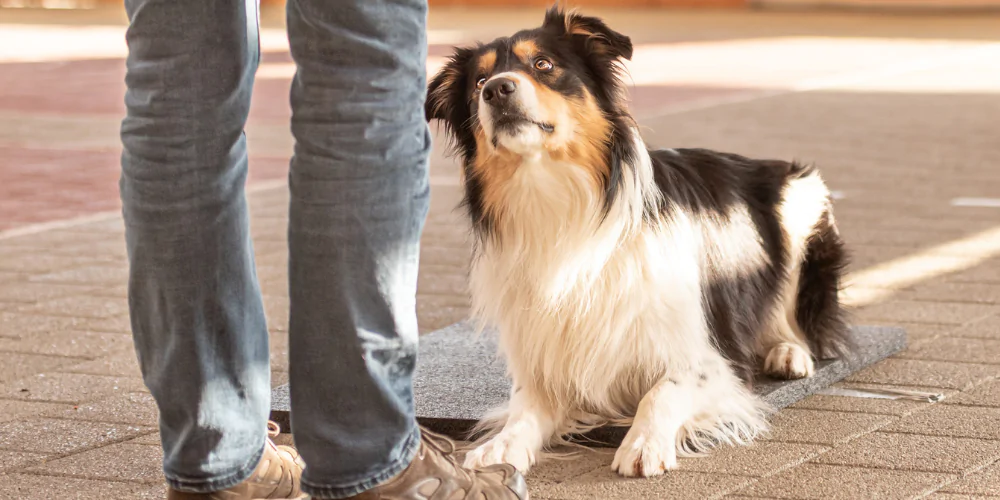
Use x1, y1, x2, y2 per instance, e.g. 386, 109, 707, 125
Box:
647, 149, 795, 381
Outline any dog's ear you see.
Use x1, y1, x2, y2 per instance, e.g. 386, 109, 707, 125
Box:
426, 47, 475, 126
542, 7, 633, 61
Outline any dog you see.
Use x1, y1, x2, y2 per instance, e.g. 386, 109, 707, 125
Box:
424, 7, 854, 478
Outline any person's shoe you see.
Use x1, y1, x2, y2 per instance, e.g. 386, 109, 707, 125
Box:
332, 428, 527, 500
167, 421, 306, 500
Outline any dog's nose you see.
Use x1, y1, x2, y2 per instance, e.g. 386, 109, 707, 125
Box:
482, 77, 517, 105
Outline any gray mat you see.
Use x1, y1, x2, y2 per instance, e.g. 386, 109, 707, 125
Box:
271, 323, 906, 446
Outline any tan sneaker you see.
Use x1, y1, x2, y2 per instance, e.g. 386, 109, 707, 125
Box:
167, 421, 306, 500
328, 428, 528, 500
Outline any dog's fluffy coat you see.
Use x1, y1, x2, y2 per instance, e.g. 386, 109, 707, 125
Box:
425, 7, 853, 477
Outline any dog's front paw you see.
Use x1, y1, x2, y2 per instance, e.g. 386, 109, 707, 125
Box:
612, 426, 676, 478
463, 434, 536, 473
764, 342, 815, 379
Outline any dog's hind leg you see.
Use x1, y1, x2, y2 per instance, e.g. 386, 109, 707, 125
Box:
464, 384, 561, 473
612, 375, 697, 478
759, 284, 816, 380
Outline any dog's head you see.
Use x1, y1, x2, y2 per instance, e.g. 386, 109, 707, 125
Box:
427, 7, 633, 157
426, 8, 637, 232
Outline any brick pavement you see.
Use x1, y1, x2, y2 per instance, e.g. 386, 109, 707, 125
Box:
2, 5, 1000, 499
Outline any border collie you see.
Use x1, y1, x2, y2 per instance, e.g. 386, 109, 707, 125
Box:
425, 7, 853, 478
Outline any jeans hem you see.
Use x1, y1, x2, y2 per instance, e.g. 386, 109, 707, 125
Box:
301, 425, 422, 499
163, 438, 265, 493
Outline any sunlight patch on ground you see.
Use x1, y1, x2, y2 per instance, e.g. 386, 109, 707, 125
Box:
843, 225, 1000, 307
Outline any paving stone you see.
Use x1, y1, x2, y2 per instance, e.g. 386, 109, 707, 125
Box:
838, 227, 959, 248
419, 249, 471, 270
271, 370, 289, 389
762, 408, 893, 445
813, 432, 1000, 474
947, 264, 1000, 285
0, 254, 98, 275
262, 295, 289, 332
939, 460, 1000, 496
524, 448, 615, 485
416, 301, 471, 334
845, 359, 1000, 390
29, 265, 129, 287
953, 315, 1000, 340
735, 463, 953, 499
0, 400, 73, 425
533, 467, 751, 500
0, 418, 150, 454
896, 337, 1000, 365
26, 443, 163, 483
678, 442, 827, 477
904, 282, 1000, 305
60, 349, 141, 377
945, 380, 1000, 407
269, 332, 288, 372
75, 315, 132, 334
417, 272, 469, 297
0, 329, 131, 357
129, 432, 162, 446
863, 322, 956, 341
0, 282, 96, 305
925, 494, 996, 500
21, 294, 129, 320
0, 372, 145, 404
0, 450, 48, 472
41, 392, 157, 427
0, 473, 164, 499
853, 300, 999, 326
0, 352, 75, 384
86, 283, 128, 299
250, 239, 287, 257
882, 404, 1000, 440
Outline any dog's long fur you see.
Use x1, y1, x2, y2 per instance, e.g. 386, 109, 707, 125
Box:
426, 7, 854, 477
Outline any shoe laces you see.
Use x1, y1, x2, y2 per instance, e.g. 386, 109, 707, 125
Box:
267, 421, 281, 439
419, 427, 475, 481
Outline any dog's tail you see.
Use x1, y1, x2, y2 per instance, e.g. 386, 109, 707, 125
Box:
794, 208, 855, 359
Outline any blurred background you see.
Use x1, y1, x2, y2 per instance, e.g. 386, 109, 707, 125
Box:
2, 1, 1000, 498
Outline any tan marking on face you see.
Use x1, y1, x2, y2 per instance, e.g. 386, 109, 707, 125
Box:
472, 72, 613, 210
478, 50, 497, 75
549, 91, 612, 188
513, 39, 539, 63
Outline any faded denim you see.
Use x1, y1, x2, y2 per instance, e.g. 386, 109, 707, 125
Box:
119, 0, 430, 497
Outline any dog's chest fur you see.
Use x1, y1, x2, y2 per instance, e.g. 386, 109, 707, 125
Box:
468, 151, 731, 417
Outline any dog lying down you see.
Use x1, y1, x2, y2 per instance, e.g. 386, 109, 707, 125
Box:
425, 7, 855, 478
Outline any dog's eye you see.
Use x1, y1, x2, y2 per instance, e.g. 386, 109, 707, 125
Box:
476, 77, 487, 90
534, 58, 553, 72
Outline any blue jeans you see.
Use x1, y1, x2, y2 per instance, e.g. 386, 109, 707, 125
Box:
119, 0, 430, 497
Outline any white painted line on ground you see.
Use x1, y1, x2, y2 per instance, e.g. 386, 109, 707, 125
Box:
640, 42, 1000, 120
842, 225, 1000, 307
0, 176, 469, 241
0, 211, 121, 241
0, 179, 289, 241
951, 197, 1000, 208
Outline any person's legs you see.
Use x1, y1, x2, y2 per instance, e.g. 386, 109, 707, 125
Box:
283, 0, 431, 497
120, 0, 270, 492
